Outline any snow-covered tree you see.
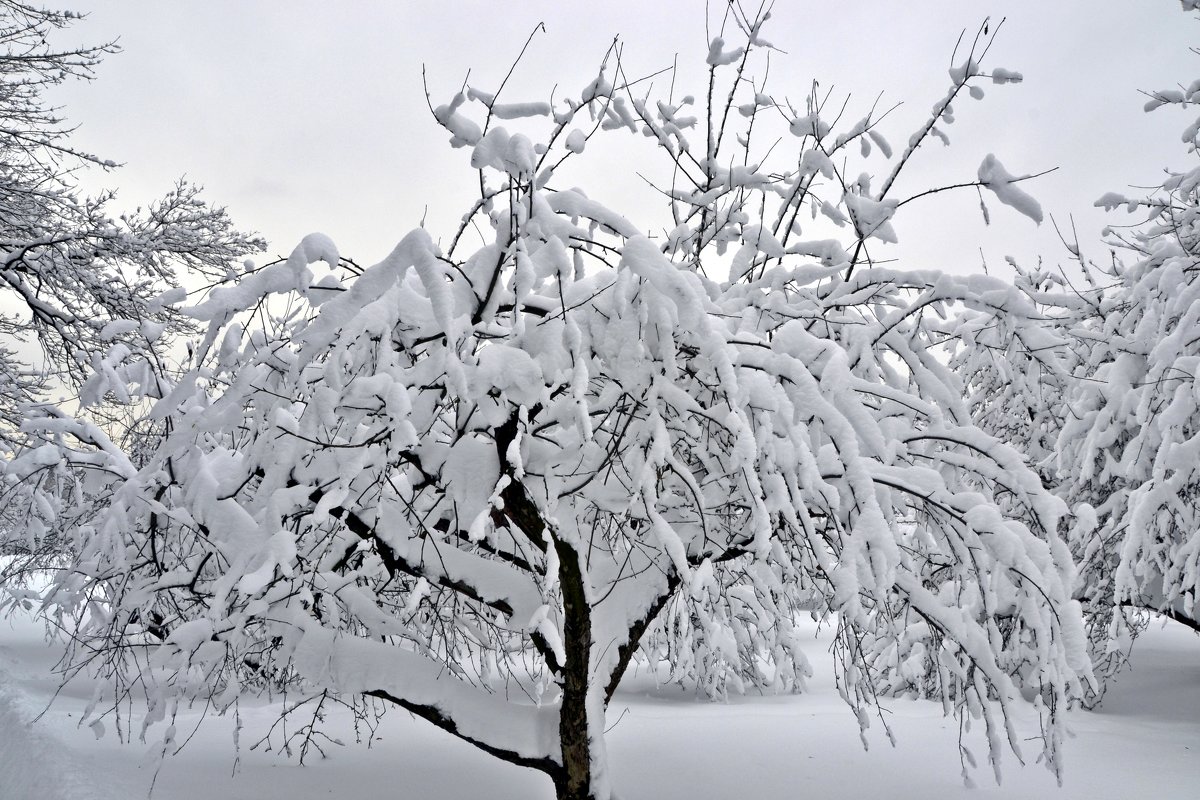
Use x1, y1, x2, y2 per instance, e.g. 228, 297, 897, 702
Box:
1059, 13, 1200, 689
945, 262, 1077, 484
0, 2, 262, 447
0, 2, 262, 559
3, 11, 1090, 800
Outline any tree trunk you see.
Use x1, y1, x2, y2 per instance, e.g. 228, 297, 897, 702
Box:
553, 535, 600, 800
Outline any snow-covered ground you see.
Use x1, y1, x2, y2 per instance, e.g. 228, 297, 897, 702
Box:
1, 610, 1196, 800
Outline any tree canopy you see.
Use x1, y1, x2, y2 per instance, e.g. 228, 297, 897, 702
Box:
7, 4, 1200, 800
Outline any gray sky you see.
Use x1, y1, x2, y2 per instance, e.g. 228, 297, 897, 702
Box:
52, 1, 1199, 278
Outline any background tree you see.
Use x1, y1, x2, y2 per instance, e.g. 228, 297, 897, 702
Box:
0, 2, 263, 430
0, 2, 262, 556
3, 9, 1090, 800
1057, 15, 1200, 693
944, 262, 1077, 479
936, 3, 1200, 701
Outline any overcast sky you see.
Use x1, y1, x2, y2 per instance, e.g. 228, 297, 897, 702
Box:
51, 1, 1199, 278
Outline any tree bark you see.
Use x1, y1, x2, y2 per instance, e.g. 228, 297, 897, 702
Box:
553, 534, 598, 800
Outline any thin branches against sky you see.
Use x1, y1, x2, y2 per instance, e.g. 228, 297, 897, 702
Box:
53, 1, 1196, 272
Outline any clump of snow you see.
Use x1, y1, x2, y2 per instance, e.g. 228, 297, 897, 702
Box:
706, 37, 745, 66
471, 127, 537, 176
434, 92, 483, 147
990, 68, 1023, 84
844, 192, 899, 242
147, 286, 186, 311
867, 129, 893, 158
977, 154, 1043, 224
565, 129, 587, 154
98, 320, 139, 341
490, 101, 552, 119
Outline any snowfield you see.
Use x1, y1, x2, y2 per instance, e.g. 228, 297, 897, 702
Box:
2, 610, 1195, 800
